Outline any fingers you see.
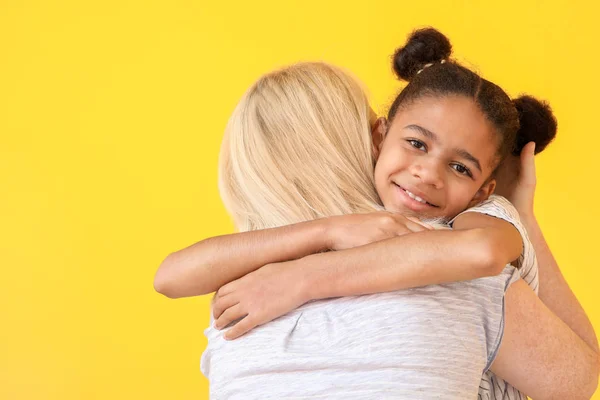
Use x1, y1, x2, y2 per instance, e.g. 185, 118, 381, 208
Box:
403, 216, 433, 231
405, 221, 429, 233
520, 141, 537, 186
223, 316, 259, 340
214, 303, 246, 330
386, 214, 429, 234
405, 216, 420, 224
213, 293, 240, 319
215, 281, 237, 298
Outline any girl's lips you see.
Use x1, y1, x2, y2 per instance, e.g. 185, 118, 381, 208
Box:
392, 183, 438, 212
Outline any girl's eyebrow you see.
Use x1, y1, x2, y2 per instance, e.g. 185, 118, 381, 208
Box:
405, 124, 438, 142
453, 148, 482, 173
404, 124, 482, 173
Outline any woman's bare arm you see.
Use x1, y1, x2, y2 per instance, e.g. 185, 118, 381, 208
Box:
496, 141, 598, 353
297, 212, 519, 299
521, 214, 598, 353
491, 279, 599, 400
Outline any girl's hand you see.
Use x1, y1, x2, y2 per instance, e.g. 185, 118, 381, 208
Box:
495, 141, 537, 217
212, 260, 307, 340
325, 212, 432, 251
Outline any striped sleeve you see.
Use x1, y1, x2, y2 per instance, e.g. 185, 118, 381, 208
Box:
451, 195, 539, 294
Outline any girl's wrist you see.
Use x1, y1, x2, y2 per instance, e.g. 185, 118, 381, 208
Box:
288, 256, 319, 303
320, 216, 339, 251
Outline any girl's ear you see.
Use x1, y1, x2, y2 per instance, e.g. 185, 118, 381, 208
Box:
468, 179, 496, 208
371, 117, 388, 160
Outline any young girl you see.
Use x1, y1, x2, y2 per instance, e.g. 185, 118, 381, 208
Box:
156, 30, 598, 399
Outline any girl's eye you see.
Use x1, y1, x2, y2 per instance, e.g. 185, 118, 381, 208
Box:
407, 139, 426, 151
451, 163, 473, 177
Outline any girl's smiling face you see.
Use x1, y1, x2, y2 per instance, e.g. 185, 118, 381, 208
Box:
374, 95, 499, 220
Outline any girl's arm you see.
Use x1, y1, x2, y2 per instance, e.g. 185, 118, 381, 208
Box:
154, 219, 328, 298
154, 212, 430, 298
303, 210, 520, 299
212, 210, 522, 338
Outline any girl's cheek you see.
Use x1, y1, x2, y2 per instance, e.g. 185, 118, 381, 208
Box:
456, 187, 477, 209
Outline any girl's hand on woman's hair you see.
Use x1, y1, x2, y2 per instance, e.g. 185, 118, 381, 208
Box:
325, 212, 432, 251
211, 260, 308, 340
495, 141, 537, 217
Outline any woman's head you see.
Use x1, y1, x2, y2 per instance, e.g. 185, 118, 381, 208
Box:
374, 28, 557, 220
219, 62, 382, 231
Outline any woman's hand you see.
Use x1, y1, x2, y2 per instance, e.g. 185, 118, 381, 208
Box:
325, 212, 432, 251
495, 141, 537, 217
212, 260, 308, 340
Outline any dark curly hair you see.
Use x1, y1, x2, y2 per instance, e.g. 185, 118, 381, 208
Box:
389, 27, 556, 166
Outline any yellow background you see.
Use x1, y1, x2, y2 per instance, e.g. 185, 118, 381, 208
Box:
2, 1, 599, 398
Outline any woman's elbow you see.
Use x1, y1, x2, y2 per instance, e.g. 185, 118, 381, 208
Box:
585, 353, 600, 399
567, 378, 599, 400
565, 353, 600, 400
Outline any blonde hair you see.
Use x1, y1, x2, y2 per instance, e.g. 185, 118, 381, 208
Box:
218, 62, 382, 231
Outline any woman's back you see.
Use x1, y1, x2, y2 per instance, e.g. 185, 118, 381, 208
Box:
202, 265, 518, 399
